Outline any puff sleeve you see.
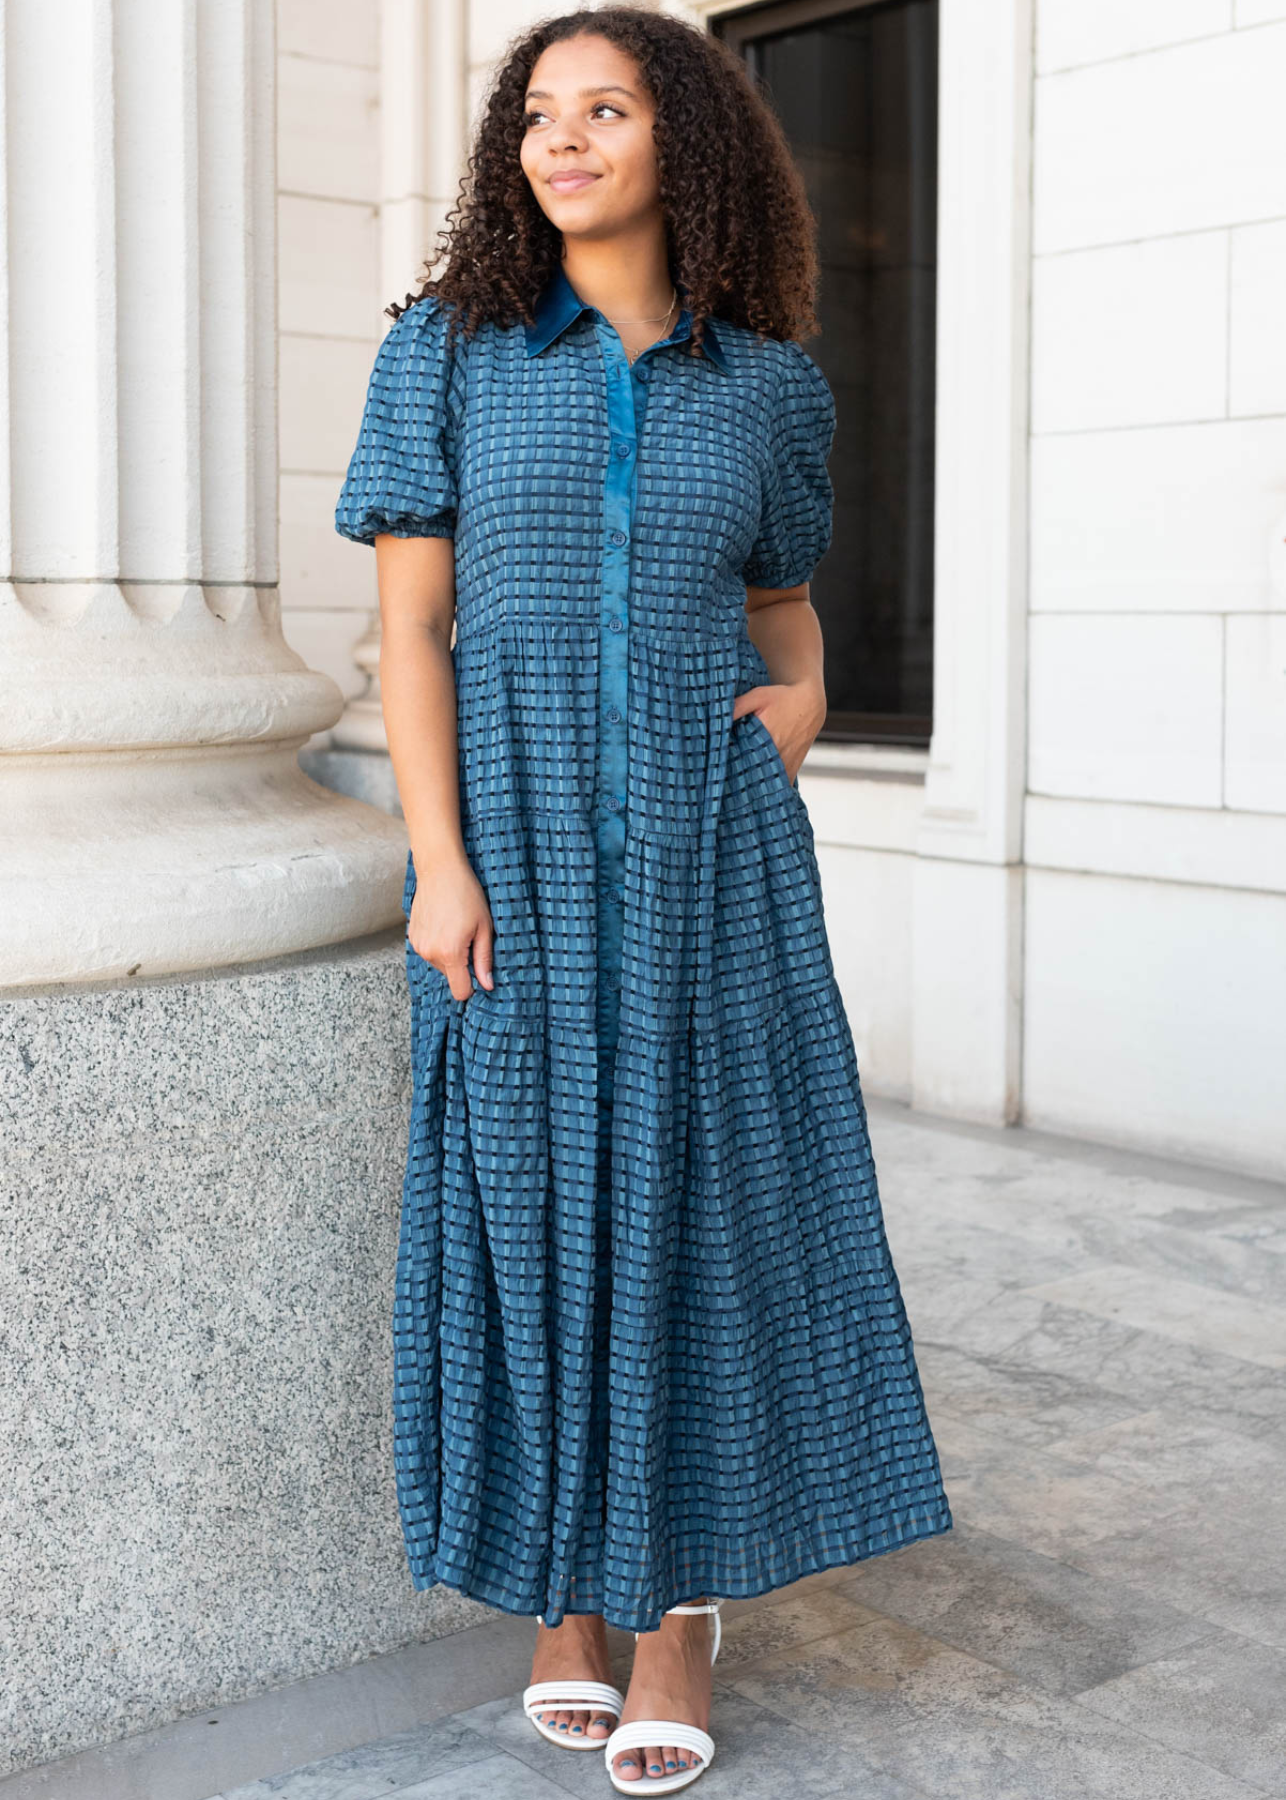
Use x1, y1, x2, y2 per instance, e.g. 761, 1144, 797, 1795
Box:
740, 338, 837, 590
334, 296, 460, 545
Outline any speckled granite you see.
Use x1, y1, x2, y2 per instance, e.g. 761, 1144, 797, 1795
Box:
0, 932, 493, 1778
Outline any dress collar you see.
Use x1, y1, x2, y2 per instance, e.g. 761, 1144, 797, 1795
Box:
524, 260, 730, 373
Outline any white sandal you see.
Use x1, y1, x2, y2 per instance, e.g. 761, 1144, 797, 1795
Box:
522, 1612, 626, 1751
604, 1598, 723, 1794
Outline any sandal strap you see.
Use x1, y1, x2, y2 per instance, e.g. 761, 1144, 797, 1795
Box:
523, 1678, 624, 1716
604, 1719, 715, 1761
660, 1597, 723, 1664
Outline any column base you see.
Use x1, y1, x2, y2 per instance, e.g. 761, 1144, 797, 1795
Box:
0, 741, 408, 987
0, 934, 450, 1773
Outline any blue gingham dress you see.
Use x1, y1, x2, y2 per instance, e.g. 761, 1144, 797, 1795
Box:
335, 263, 952, 1633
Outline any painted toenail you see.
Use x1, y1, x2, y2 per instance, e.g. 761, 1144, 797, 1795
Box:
666, 1759, 677, 1767
571, 1724, 582, 1732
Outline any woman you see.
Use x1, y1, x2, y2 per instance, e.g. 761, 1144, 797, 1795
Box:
336, 8, 951, 1791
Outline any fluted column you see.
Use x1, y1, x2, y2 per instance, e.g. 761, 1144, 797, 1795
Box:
329, 0, 466, 757
0, 0, 406, 987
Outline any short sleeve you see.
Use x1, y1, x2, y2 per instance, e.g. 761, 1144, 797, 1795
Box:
740, 339, 837, 590
334, 296, 460, 545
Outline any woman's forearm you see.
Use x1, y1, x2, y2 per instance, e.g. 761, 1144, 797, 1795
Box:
744, 589, 825, 694
379, 618, 469, 875
740, 589, 828, 780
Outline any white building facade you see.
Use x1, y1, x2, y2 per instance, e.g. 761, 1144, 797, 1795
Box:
282, 0, 1286, 1183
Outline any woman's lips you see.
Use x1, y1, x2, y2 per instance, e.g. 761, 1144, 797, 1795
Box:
549, 172, 599, 191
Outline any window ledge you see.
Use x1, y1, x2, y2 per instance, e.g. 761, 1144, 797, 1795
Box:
802, 740, 929, 783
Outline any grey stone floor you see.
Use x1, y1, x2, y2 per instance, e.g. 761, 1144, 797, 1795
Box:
5, 1099, 1284, 1800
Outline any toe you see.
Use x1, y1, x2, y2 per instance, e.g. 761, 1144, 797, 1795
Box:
613, 1748, 642, 1781
662, 1743, 680, 1772
567, 1707, 587, 1737
644, 1743, 665, 1778
588, 1711, 615, 1739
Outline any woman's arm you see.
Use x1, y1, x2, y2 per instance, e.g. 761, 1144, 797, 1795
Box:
738, 582, 828, 783
375, 534, 494, 998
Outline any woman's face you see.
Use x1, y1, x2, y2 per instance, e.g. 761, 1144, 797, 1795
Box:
520, 35, 661, 240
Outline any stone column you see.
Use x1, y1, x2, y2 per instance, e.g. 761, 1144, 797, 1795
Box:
0, 0, 406, 987
328, 0, 466, 765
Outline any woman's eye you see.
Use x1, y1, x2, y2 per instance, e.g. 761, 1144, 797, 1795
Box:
523, 102, 623, 127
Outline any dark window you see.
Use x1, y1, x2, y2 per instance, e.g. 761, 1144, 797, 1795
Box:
716, 0, 938, 746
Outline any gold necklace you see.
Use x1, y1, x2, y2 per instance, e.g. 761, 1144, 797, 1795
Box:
606, 286, 679, 365
603, 286, 679, 326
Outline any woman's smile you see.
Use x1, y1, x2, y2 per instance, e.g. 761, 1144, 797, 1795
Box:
549, 169, 600, 192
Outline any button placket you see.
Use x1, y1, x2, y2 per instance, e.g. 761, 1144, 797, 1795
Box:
593, 327, 645, 1103
586, 308, 691, 1532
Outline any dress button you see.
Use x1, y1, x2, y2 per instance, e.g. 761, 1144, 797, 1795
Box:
609, 528, 628, 546
634, 366, 650, 382
605, 706, 621, 722
606, 795, 622, 811
615, 442, 632, 458
607, 884, 622, 903
607, 615, 623, 631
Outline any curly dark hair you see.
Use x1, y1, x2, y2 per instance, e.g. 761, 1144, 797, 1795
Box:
385, 6, 822, 356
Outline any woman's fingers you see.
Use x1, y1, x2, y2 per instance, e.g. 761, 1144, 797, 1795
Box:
442, 946, 475, 1002
472, 912, 495, 990
406, 867, 496, 1000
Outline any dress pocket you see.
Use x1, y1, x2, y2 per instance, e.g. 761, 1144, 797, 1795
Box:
743, 709, 796, 793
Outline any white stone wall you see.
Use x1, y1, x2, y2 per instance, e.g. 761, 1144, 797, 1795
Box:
1024, 0, 1286, 1174
276, 0, 383, 719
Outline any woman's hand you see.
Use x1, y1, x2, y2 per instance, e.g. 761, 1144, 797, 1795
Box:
407, 854, 495, 1001
732, 678, 827, 785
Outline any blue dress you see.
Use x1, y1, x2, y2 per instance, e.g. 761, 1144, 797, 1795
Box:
335, 262, 952, 1633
